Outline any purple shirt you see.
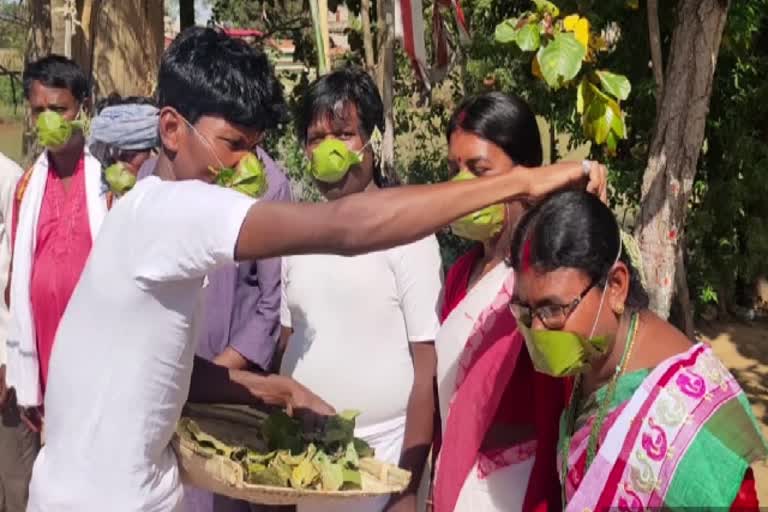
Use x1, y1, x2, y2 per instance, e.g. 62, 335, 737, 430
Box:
137, 149, 291, 512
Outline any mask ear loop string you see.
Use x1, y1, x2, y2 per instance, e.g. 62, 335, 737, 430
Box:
180, 115, 226, 170
583, 232, 624, 356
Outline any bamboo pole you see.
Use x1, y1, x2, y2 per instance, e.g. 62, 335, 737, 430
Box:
308, 0, 327, 75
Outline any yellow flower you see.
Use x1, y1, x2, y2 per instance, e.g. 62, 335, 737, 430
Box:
563, 14, 590, 49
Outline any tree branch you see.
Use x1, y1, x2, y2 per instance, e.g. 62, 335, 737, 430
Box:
361, 0, 375, 73
647, 0, 664, 112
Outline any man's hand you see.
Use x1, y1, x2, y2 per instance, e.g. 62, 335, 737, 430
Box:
524, 160, 608, 203
0, 364, 9, 410
247, 374, 335, 417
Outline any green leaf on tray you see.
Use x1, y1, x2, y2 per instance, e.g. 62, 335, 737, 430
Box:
184, 408, 378, 492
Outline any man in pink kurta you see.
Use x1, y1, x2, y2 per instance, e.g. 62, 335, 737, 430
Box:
29, 156, 92, 396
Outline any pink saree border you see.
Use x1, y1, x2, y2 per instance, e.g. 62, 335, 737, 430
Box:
565, 344, 714, 511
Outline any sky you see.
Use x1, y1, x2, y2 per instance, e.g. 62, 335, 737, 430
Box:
165, 0, 214, 25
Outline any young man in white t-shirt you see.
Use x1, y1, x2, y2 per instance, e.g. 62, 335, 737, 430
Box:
277, 68, 441, 512
25, 28, 608, 512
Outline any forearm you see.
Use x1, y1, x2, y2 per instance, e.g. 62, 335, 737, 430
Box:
212, 347, 251, 371
188, 355, 288, 406
397, 378, 435, 496
235, 170, 533, 261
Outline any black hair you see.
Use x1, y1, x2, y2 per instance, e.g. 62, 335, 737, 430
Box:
23, 54, 90, 102
510, 190, 650, 310
447, 92, 543, 168
157, 27, 286, 131
296, 66, 389, 187
95, 93, 155, 114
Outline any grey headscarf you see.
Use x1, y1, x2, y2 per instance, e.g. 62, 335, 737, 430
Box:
88, 104, 159, 151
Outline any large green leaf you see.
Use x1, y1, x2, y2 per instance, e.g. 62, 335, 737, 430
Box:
595, 70, 632, 101
494, 19, 519, 44
536, 33, 586, 89
582, 82, 624, 145
516, 23, 541, 52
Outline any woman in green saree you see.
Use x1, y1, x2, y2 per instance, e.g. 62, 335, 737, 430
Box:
508, 190, 767, 510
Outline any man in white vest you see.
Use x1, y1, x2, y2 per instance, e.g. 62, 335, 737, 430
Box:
0, 151, 26, 511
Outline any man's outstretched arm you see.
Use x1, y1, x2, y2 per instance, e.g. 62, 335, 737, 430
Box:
234, 161, 606, 261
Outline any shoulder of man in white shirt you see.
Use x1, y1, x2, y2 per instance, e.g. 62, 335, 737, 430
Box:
0, 152, 23, 214
0, 153, 22, 364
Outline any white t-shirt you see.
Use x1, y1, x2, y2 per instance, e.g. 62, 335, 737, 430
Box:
280, 235, 443, 431
0, 152, 22, 365
27, 176, 255, 512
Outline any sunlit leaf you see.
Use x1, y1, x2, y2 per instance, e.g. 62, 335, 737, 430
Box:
582, 82, 625, 145
494, 18, 519, 44
516, 22, 541, 51
576, 76, 588, 114
536, 33, 586, 89
595, 70, 632, 100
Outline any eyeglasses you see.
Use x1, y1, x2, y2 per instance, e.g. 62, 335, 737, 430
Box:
509, 281, 596, 330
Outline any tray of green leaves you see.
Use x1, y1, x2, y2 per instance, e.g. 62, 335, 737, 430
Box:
173, 404, 411, 505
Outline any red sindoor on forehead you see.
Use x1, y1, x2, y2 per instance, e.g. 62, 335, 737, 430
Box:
521, 234, 534, 273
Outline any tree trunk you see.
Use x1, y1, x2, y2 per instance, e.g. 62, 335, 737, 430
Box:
674, 239, 695, 337
179, 0, 195, 30
635, 0, 730, 319
376, 0, 396, 184
647, 0, 664, 113
361, 0, 375, 74
22, 0, 53, 163
87, 0, 164, 99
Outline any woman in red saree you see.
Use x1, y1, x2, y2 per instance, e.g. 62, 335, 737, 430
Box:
431, 93, 605, 511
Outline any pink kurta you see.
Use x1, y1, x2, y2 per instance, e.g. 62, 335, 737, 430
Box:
30, 155, 92, 396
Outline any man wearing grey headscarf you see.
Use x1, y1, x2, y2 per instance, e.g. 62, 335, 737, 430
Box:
88, 100, 159, 176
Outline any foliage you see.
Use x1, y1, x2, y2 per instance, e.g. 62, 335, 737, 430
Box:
0, 75, 23, 108
0, 1, 26, 50
210, 0, 318, 67
399, 0, 768, 314
493, 1, 630, 153
686, 0, 768, 310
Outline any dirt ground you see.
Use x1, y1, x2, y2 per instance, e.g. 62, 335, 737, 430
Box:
699, 320, 768, 503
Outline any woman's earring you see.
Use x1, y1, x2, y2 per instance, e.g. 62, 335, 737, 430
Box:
614, 303, 625, 316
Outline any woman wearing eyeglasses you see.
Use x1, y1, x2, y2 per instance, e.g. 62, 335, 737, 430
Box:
509, 189, 766, 510
430, 93, 607, 512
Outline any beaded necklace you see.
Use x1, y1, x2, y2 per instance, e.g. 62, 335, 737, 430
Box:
560, 312, 640, 506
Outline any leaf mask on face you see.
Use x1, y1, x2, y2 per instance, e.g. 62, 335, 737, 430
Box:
103, 162, 137, 196
309, 138, 365, 184
448, 169, 506, 241
181, 115, 269, 198
208, 151, 269, 199
36, 110, 87, 149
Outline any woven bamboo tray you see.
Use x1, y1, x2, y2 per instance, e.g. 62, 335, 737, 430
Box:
172, 404, 411, 505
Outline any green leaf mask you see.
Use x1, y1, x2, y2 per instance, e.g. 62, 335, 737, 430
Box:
448, 169, 505, 241
519, 323, 609, 377
103, 162, 137, 196
36, 110, 76, 148
210, 152, 269, 199
309, 138, 362, 184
